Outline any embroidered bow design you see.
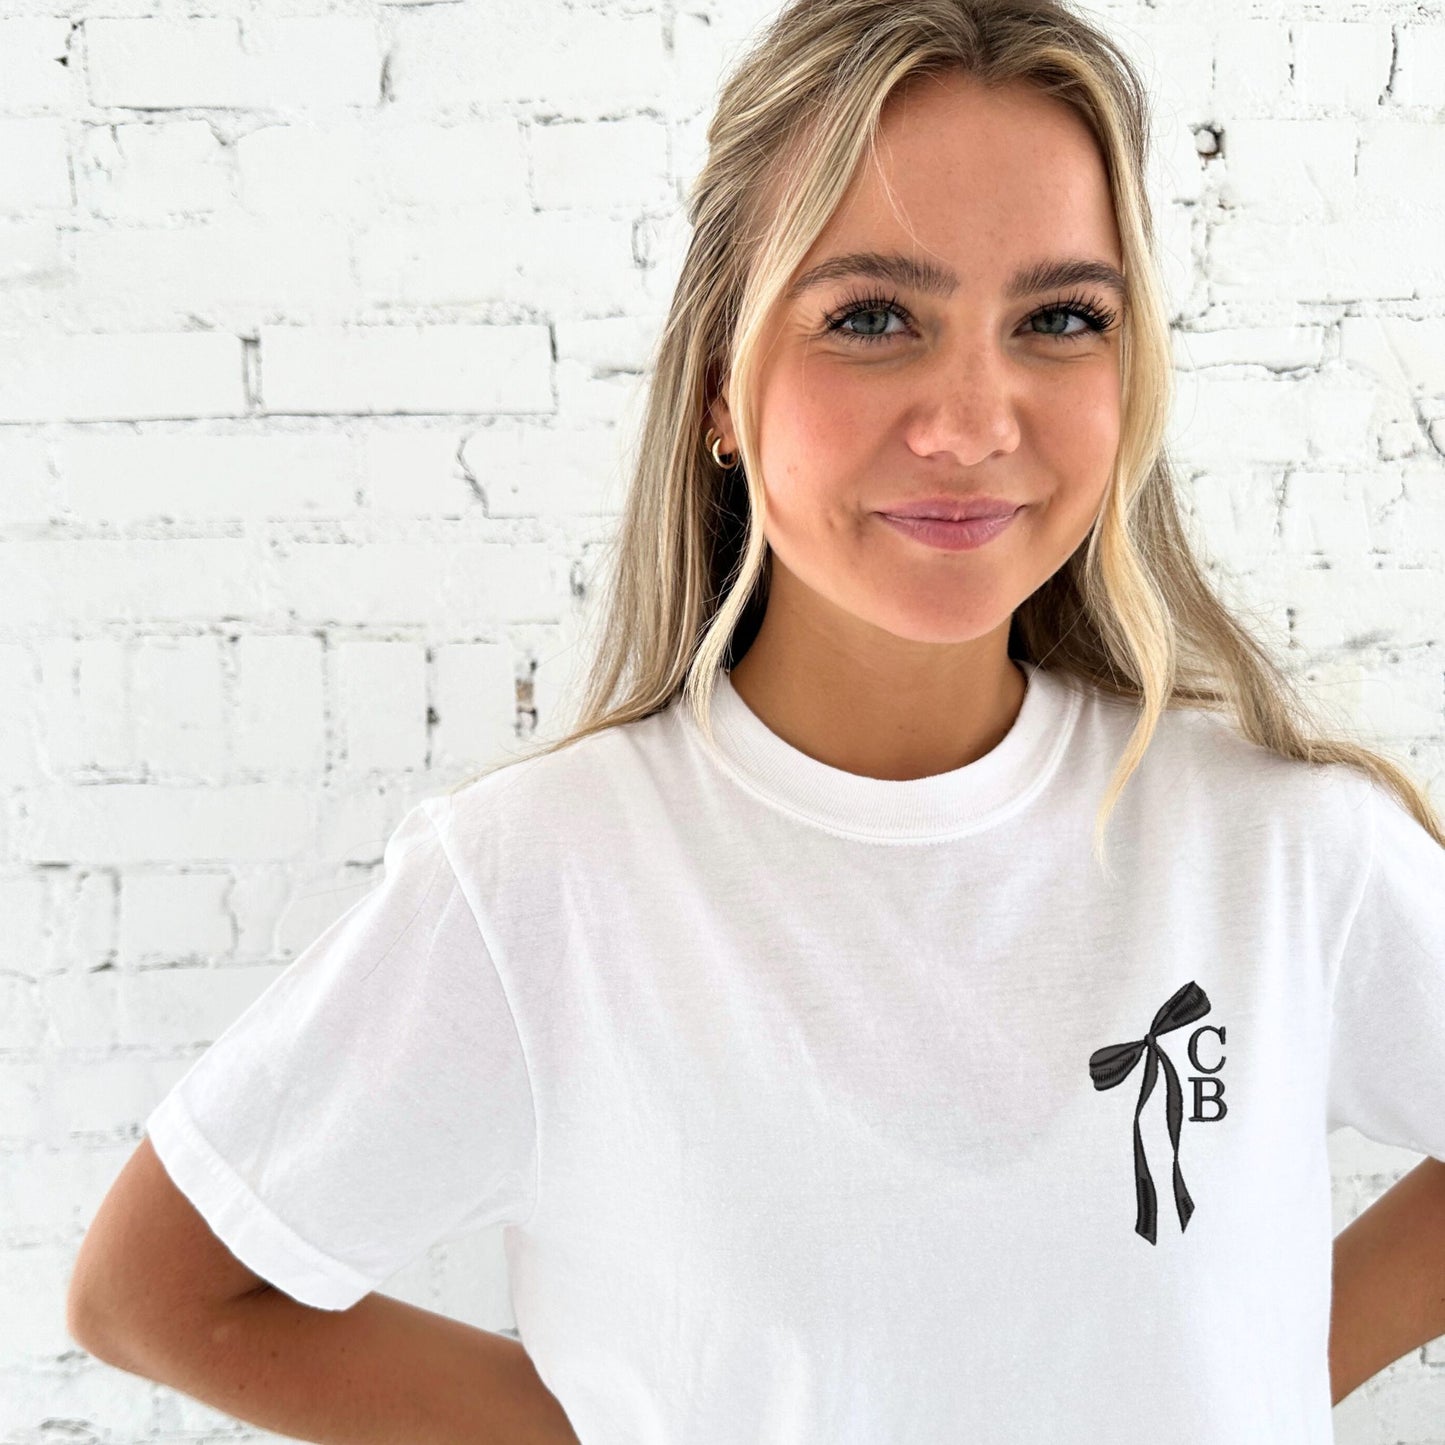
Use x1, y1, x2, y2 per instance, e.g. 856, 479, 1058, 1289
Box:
1088, 979, 1212, 1245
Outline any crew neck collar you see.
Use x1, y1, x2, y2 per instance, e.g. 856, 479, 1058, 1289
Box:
684, 660, 1082, 842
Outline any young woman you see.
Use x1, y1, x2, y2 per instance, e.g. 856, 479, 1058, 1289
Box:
71, 1, 1445, 1441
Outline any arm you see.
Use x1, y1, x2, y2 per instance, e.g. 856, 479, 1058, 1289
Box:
74, 1286, 580, 1445
1329, 1155, 1445, 1406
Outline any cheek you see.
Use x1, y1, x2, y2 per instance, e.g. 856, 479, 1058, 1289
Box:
757, 367, 876, 506
1034, 374, 1120, 485
777, 366, 871, 448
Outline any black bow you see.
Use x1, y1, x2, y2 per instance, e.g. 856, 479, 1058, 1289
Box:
1088, 980, 1211, 1244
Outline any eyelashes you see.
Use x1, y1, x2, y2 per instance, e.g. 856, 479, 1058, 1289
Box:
819, 287, 1120, 347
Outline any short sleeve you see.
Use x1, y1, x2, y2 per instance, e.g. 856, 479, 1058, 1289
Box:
144, 798, 538, 1311
1325, 778, 1445, 1159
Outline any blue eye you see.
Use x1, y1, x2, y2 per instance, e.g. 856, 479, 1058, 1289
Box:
825, 297, 910, 344
820, 289, 1119, 347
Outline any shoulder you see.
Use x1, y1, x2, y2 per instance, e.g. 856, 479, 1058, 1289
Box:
420, 704, 681, 857
1072, 678, 1372, 836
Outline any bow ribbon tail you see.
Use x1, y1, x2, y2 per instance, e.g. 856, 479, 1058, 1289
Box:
1158, 1038, 1196, 1236
1131, 1045, 1161, 1243
1129, 1040, 1198, 1243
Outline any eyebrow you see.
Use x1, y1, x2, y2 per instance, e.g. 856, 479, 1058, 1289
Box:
783, 250, 1127, 304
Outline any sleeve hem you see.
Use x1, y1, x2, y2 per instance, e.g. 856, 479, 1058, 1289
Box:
144, 1087, 377, 1313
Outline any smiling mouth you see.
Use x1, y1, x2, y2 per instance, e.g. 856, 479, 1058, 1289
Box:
876, 508, 1022, 552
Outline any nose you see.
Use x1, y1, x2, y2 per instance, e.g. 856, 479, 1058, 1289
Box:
903, 344, 1022, 464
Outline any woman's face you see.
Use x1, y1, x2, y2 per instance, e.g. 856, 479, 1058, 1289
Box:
711, 71, 1125, 656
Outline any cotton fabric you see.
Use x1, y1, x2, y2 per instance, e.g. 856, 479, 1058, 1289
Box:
145, 659, 1445, 1443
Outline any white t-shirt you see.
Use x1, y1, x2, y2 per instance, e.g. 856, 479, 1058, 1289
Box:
145, 659, 1445, 1443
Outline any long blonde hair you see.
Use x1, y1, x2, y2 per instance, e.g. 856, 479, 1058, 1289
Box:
449, 0, 1443, 870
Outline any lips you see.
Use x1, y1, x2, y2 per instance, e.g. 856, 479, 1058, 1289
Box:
876, 494, 1021, 522
876, 508, 1021, 552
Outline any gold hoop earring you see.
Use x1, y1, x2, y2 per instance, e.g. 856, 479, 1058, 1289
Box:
704, 428, 738, 469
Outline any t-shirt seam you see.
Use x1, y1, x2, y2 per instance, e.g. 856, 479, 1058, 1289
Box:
421, 800, 543, 1234
685, 681, 1083, 846
1322, 773, 1380, 1135
1325, 775, 1381, 1003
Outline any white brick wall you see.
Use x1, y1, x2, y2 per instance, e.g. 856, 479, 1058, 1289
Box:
3, 0, 1443, 1439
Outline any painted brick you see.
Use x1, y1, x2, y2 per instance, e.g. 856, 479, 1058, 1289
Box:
85, 17, 381, 111
0, 331, 245, 423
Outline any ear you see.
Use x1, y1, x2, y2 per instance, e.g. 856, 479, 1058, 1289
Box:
706, 377, 733, 443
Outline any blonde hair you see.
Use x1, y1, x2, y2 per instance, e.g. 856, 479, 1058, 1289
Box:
450, 0, 1443, 871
